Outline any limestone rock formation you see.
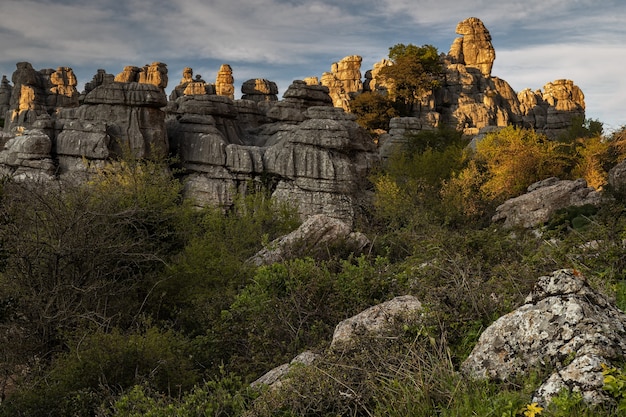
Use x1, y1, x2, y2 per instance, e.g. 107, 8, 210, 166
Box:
321, 55, 363, 111
4, 62, 80, 132
241, 79, 278, 102
114, 65, 141, 83
56, 82, 169, 179
138, 62, 168, 89
169, 68, 215, 100
215, 64, 235, 99
361, 17, 584, 139
114, 63, 168, 90
449, 17, 495, 77
378, 115, 440, 158
0, 75, 12, 121
492, 177, 602, 228
363, 58, 393, 93
263, 106, 376, 224
331, 295, 423, 349
82, 69, 115, 97
47, 67, 79, 107
462, 269, 626, 405
248, 214, 370, 266
608, 160, 626, 193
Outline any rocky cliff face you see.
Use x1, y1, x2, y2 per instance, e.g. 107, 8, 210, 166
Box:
320, 55, 363, 111
166, 79, 375, 225
0, 60, 377, 226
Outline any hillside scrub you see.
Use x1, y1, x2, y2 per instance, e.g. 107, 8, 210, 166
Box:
2, 125, 626, 415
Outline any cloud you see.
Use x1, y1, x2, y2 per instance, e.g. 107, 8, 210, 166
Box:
494, 42, 626, 130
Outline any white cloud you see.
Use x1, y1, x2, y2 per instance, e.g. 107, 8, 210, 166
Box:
494, 42, 626, 130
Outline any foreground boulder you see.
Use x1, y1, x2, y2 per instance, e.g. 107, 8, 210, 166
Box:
462, 269, 626, 405
252, 295, 423, 389
492, 177, 602, 228
330, 295, 422, 349
251, 351, 320, 389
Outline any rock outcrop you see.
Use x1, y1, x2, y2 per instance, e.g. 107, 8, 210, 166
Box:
251, 351, 320, 389
608, 160, 626, 193
0, 129, 56, 181
215, 64, 235, 99
0, 76, 12, 121
365, 17, 584, 140
248, 214, 370, 266
449, 17, 496, 77
167, 83, 376, 225
169, 67, 215, 99
462, 269, 626, 406
492, 177, 602, 228
4, 62, 80, 132
56, 82, 169, 180
252, 295, 423, 389
241, 79, 278, 102
114, 62, 168, 90
321, 55, 363, 111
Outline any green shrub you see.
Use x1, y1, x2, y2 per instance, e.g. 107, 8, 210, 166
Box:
111, 369, 253, 417
1, 324, 197, 417
221, 255, 397, 378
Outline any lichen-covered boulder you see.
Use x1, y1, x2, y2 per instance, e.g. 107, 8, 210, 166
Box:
462, 269, 626, 405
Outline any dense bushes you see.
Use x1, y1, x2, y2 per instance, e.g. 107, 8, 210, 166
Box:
2, 124, 626, 415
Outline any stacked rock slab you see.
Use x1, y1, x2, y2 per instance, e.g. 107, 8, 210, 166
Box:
56, 82, 169, 180
0, 129, 56, 181
3, 62, 80, 133
215, 64, 235, 99
166, 80, 377, 226
241, 79, 278, 102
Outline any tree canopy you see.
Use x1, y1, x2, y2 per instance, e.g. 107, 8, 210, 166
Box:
378, 43, 443, 115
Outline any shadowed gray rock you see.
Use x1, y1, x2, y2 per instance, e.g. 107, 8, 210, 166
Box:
462, 269, 626, 406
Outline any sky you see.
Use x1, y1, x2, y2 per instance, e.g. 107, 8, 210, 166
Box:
1, 0, 624, 131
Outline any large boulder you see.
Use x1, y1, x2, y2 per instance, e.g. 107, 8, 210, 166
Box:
492, 177, 602, 229
251, 351, 321, 389
248, 214, 370, 266
462, 269, 626, 406
331, 295, 423, 349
